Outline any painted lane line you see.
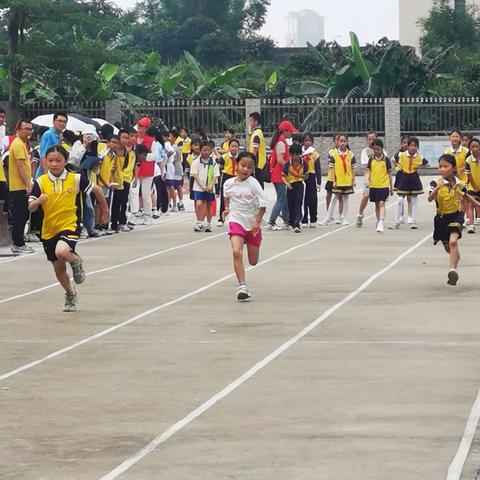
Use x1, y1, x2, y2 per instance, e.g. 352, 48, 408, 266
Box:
447, 387, 480, 479
97, 233, 432, 480
0, 232, 225, 305
0, 219, 365, 382
0, 215, 193, 265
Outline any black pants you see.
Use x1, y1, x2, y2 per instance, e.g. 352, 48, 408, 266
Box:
9, 190, 28, 246
154, 176, 168, 213
255, 167, 265, 190
287, 182, 305, 228
219, 173, 234, 222
110, 188, 123, 230
119, 182, 131, 225
302, 174, 318, 224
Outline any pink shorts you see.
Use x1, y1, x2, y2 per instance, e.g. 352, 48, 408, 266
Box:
228, 222, 262, 247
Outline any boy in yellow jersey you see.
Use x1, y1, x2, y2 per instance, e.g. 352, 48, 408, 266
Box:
218, 138, 239, 226
428, 154, 480, 286
248, 112, 267, 190
282, 144, 309, 232
365, 139, 393, 233
465, 137, 480, 233
187, 137, 201, 200
301, 133, 321, 227
28, 145, 109, 311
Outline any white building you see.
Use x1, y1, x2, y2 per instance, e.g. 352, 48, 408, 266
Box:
285, 9, 325, 47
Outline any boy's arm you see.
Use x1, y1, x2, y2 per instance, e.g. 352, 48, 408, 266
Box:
427, 181, 441, 202
314, 157, 322, 184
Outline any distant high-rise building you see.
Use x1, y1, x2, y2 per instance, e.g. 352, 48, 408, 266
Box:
285, 9, 325, 47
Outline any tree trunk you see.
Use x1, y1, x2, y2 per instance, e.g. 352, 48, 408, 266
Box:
455, 0, 465, 12
7, 7, 25, 131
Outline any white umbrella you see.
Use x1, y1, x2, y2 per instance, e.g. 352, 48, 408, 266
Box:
92, 118, 119, 135
31, 114, 89, 133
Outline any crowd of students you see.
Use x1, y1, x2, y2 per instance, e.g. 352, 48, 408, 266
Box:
1, 107, 480, 310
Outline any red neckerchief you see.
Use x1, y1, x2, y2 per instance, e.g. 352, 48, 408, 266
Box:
339, 150, 348, 174
408, 153, 415, 172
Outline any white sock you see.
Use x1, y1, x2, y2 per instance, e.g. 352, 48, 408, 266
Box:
396, 197, 404, 223
327, 195, 338, 220
342, 195, 349, 219
411, 196, 418, 221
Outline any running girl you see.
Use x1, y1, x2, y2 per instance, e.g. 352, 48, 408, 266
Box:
28, 145, 109, 312
428, 154, 480, 286
223, 151, 267, 301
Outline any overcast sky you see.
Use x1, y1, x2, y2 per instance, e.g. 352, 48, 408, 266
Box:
112, 0, 399, 46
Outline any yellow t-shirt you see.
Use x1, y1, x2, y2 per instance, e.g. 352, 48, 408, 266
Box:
466, 156, 480, 192
222, 152, 238, 176
8, 137, 31, 191
397, 151, 426, 174
181, 137, 191, 155
249, 128, 266, 169
111, 154, 124, 190
326, 148, 335, 182
282, 159, 309, 184
328, 149, 356, 187
430, 177, 467, 215
0, 154, 6, 182
368, 156, 392, 188
30, 170, 93, 240
98, 151, 114, 186
304, 150, 319, 174
445, 146, 469, 182
122, 150, 136, 184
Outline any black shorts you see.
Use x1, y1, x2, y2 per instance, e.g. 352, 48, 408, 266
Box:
325, 180, 333, 192
332, 185, 354, 195
433, 212, 464, 245
369, 187, 389, 203
42, 230, 79, 262
0, 181, 8, 202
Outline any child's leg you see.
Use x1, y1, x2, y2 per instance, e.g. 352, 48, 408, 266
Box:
467, 201, 474, 225
52, 260, 75, 295
246, 243, 260, 266
407, 195, 413, 217
448, 232, 460, 269
410, 195, 418, 221
206, 201, 213, 224
338, 194, 344, 216
326, 191, 332, 211
295, 183, 305, 227
230, 235, 246, 284
168, 186, 177, 206
395, 195, 404, 223
379, 201, 385, 219
176, 184, 183, 203
358, 190, 369, 216
375, 202, 380, 221
326, 193, 338, 220
341, 194, 349, 219
287, 188, 295, 226
195, 200, 206, 221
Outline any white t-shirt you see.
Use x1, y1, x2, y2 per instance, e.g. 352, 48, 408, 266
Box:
223, 176, 267, 231
190, 157, 220, 192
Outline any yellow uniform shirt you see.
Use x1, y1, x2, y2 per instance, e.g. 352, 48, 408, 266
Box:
368, 156, 392, 188
222, 152, 238, 176
249, 128, 266, 169
181, 137, 191, 155
0, 154, 6, 182
122, 150, 136, 184
326, 148, 335, 182
98, 151, 114, 186
8, 137, 31, 191
445, 146, 468, 182
396, 151, 426, 173
465, 156, 480, 192
62, 142, 72, 153
111, 154, 124, 190
282, 159, 309, 184
429, 177, 467, 215
328, 149, 356, 187
303, 150, 319, 174
29, 170, 93, 240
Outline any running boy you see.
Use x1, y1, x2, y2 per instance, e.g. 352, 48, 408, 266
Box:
223, 151, 267, 301
28, 145, 109, 312
428, 154, 480, 286
190, 140, 220, 232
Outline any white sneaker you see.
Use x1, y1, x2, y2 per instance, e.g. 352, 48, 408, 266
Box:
318, 218, 333, 226
79, 228, 89, 239
63, 287, 78, 312
217, 219, 224, 227
376, 219, 385, 233
410, 222, 418, 230
236, 283, 251, 301
143, 216, 153, 225
341, 218, 350, 226
388, 222, 400, 230
301, 222, 309, 229
335, 218, 342, 224
407, 216, 413, 225
11, 245, 35, 254
309, 223, 317, 228
119, 224, 130, 232
25, 232, 40, 243
193, 222, 204, 232
467, 224, 476, 234
356, 214, 364, 228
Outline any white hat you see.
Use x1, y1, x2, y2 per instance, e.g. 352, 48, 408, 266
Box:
82, 124, 98, 136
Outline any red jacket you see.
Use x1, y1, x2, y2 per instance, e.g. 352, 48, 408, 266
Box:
137, 134, 155, 177
270, 136, 290, 184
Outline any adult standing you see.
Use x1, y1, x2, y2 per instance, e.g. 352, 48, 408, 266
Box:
0, 108, 7, 140
248, 112, 267, 189
37, 112, 67, 178
266, 120, 298, 230
9, 120, 34, 253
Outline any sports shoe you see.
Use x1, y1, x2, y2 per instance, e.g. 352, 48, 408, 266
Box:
133, 211, 143, 218
204, 223, 212, 233
25, 232, 40, 242
11, 245, 35, 254
178, 203, 185, 212
293, 226, 301, 233
106, 228, 117, 235
119, 224, 131, 232
335, 218, 342, 224
80, 228, 89, 239
170, 205, 177, 212
318, 218, 333, 226
217, 219, 224, 227
447, 268, 459, 286
143, 216, 153, 225
341, 218, 350, 226
407, 216, 413, 225
71, 255, 86, 284
467, 224, 476, 234
356, 214, 364, 228
309, 223, 317, 228
265, 222, 280, 231
63, 288, 78, 312
152, 211, 161, 219
301, 222, 308, 229
410, 222, 418, 230
193, 222, 204, 232
388, 222, 400, 230
236, 283, 251, 302
475, 218, 480, 226
281, 222, 292, 231
376, 219, 385, 233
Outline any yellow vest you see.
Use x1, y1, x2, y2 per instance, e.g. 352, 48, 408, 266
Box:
434, 177, 466, 215
329, 149, 355, 187
466, 156, 480, 191
445, 146, 468, 182
249, 128, 266, 169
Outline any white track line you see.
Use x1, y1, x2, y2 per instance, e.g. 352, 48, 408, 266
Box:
447, 388, 480, 479
0, 215, 193, 265
97, 233, 432, 480
0, 215, 372, 382
0, 232, 225, 305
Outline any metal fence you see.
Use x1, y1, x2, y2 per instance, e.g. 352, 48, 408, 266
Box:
261, 97, 385, 137
120, 99, 246, 139
21, 101, 106, 122
401, 97, 480, 135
